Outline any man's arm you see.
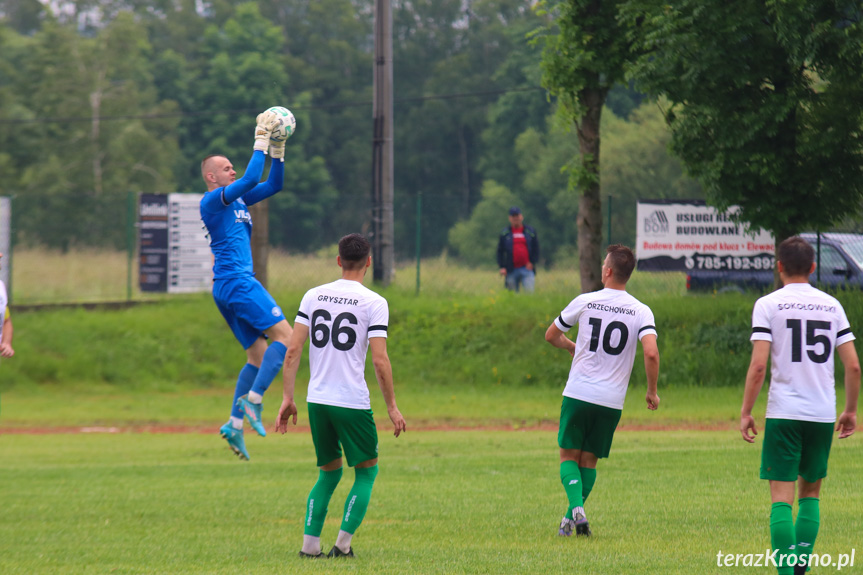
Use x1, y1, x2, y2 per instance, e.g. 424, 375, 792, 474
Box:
641, 334, 660, 410
497, 231, 508, 275
545, 322, 575, 357
243, 159, 284, 206
275, 323, 309, 434
836, 341, 860, 439
369, 337, 406, 437
0, 314, 13, 358
528, 226, 539, 270
740, 340, 771, 443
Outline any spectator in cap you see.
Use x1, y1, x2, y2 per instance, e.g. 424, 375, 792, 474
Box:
497, 206, 540, 293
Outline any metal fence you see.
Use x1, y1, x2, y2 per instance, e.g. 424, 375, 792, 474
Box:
6, 191, 862, 306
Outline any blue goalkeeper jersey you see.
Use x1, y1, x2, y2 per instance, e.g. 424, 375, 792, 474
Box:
200, 151, 284, 280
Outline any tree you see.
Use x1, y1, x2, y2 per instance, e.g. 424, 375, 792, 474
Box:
600, 101, 703, 247
448, 180, 521, 267
13, 14, 178, 249
534, 0, 634, 292
623, 0, 863, 273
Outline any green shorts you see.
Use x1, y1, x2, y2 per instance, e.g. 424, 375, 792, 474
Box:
760, 418, 834, 483
558, 396, 622, 459
308, 402, 379, 468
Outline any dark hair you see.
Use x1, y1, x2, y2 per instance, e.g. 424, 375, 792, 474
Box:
777, 236, 814, 276
339, 233, 371, 271
606, 244, 636, 283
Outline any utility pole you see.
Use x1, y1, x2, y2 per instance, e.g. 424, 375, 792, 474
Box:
371, 0, 394, 285
250, 200, 269, 288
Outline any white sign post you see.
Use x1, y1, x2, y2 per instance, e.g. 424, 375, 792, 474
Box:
0, 197, 10, 292
167, 193, 212, 293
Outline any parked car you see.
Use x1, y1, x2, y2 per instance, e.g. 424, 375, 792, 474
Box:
686, 233, 863, 292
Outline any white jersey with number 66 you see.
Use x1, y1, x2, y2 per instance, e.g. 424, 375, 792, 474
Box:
295, 279, 389, 410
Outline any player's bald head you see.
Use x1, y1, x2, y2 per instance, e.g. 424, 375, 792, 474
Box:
201, 155, 228, 180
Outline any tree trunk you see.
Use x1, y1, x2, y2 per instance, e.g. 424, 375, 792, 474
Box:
576, 87, 607, 293
250, 200, 269, 289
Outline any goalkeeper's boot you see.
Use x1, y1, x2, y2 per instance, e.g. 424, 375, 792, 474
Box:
327, 546, 355, 559
237, 395, 267, 437
219, 422, 250, 461
573, 509, 592, 537
558, 516, 575, 537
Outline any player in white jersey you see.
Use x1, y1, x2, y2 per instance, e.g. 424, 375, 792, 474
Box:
0, 252, 14, 360
741, 236, 859, 575
545, 245, 660, 537
275, 233, 406, 559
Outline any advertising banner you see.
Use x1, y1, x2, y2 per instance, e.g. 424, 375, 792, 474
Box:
139, 194, 169, 292
0, 197, 10, 290
139, 193, 211, 293
636, 200, 775, 272
167, 193, 211, 294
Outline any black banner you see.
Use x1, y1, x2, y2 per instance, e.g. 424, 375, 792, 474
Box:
139, 194, 169, 292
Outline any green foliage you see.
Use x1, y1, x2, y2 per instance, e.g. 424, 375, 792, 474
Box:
534, 0, 637, 291
447, 180, 521, 267
600, 100, 703, 246
624, 0, 863, 239
11, 287, 863, 393
9, 14, 179, 249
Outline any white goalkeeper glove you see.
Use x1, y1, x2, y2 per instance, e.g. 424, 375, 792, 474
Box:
254, 110, 279, 153
269, 140, 286, 161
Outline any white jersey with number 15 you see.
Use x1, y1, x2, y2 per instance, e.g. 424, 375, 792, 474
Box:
295, 279, 389, 410
751, 282, 855, 423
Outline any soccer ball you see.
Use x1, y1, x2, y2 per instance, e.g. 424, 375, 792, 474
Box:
267, 106, 296, 142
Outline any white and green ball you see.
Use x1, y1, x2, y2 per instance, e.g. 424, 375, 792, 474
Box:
267, 106, 296, 142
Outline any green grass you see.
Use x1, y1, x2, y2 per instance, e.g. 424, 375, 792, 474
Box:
0, 431, 860, 574
3, 257, 862, 573
8, 248, 688, 305
6, 286, 861, 393
0, 380, 762, 430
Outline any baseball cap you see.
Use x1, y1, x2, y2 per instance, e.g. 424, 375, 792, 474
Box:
508, 206, 522, 216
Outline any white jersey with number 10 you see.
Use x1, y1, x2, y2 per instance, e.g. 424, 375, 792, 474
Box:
751, 283, 855, 423
554, 288, 657, 410
295, 279, 389, 410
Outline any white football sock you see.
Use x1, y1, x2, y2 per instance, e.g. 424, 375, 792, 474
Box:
335, 530, 353, 553
230, 416, 243, 430
301, 535, 321, 556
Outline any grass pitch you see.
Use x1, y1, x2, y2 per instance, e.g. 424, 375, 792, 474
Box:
0, 430, 860, 574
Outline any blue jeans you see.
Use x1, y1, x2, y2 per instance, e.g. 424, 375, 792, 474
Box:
505, 267, 535, 293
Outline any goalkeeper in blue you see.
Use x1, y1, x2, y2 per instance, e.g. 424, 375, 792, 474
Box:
200, 110, 293, 461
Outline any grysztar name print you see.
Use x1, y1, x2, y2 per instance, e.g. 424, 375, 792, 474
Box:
317, 295, 359, 306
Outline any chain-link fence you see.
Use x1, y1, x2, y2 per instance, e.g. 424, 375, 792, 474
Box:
7, 191, 861, 306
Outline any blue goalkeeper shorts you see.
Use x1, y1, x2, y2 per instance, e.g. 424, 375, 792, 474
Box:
213, 276, 285, 349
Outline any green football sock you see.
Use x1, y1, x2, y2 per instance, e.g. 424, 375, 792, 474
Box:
579, 467, 597, 503
560, 460, 583, 518
340, 465, 379, 535
771, 502, 796, 575
795, 498, 820, 570
303, 468, 343, 537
